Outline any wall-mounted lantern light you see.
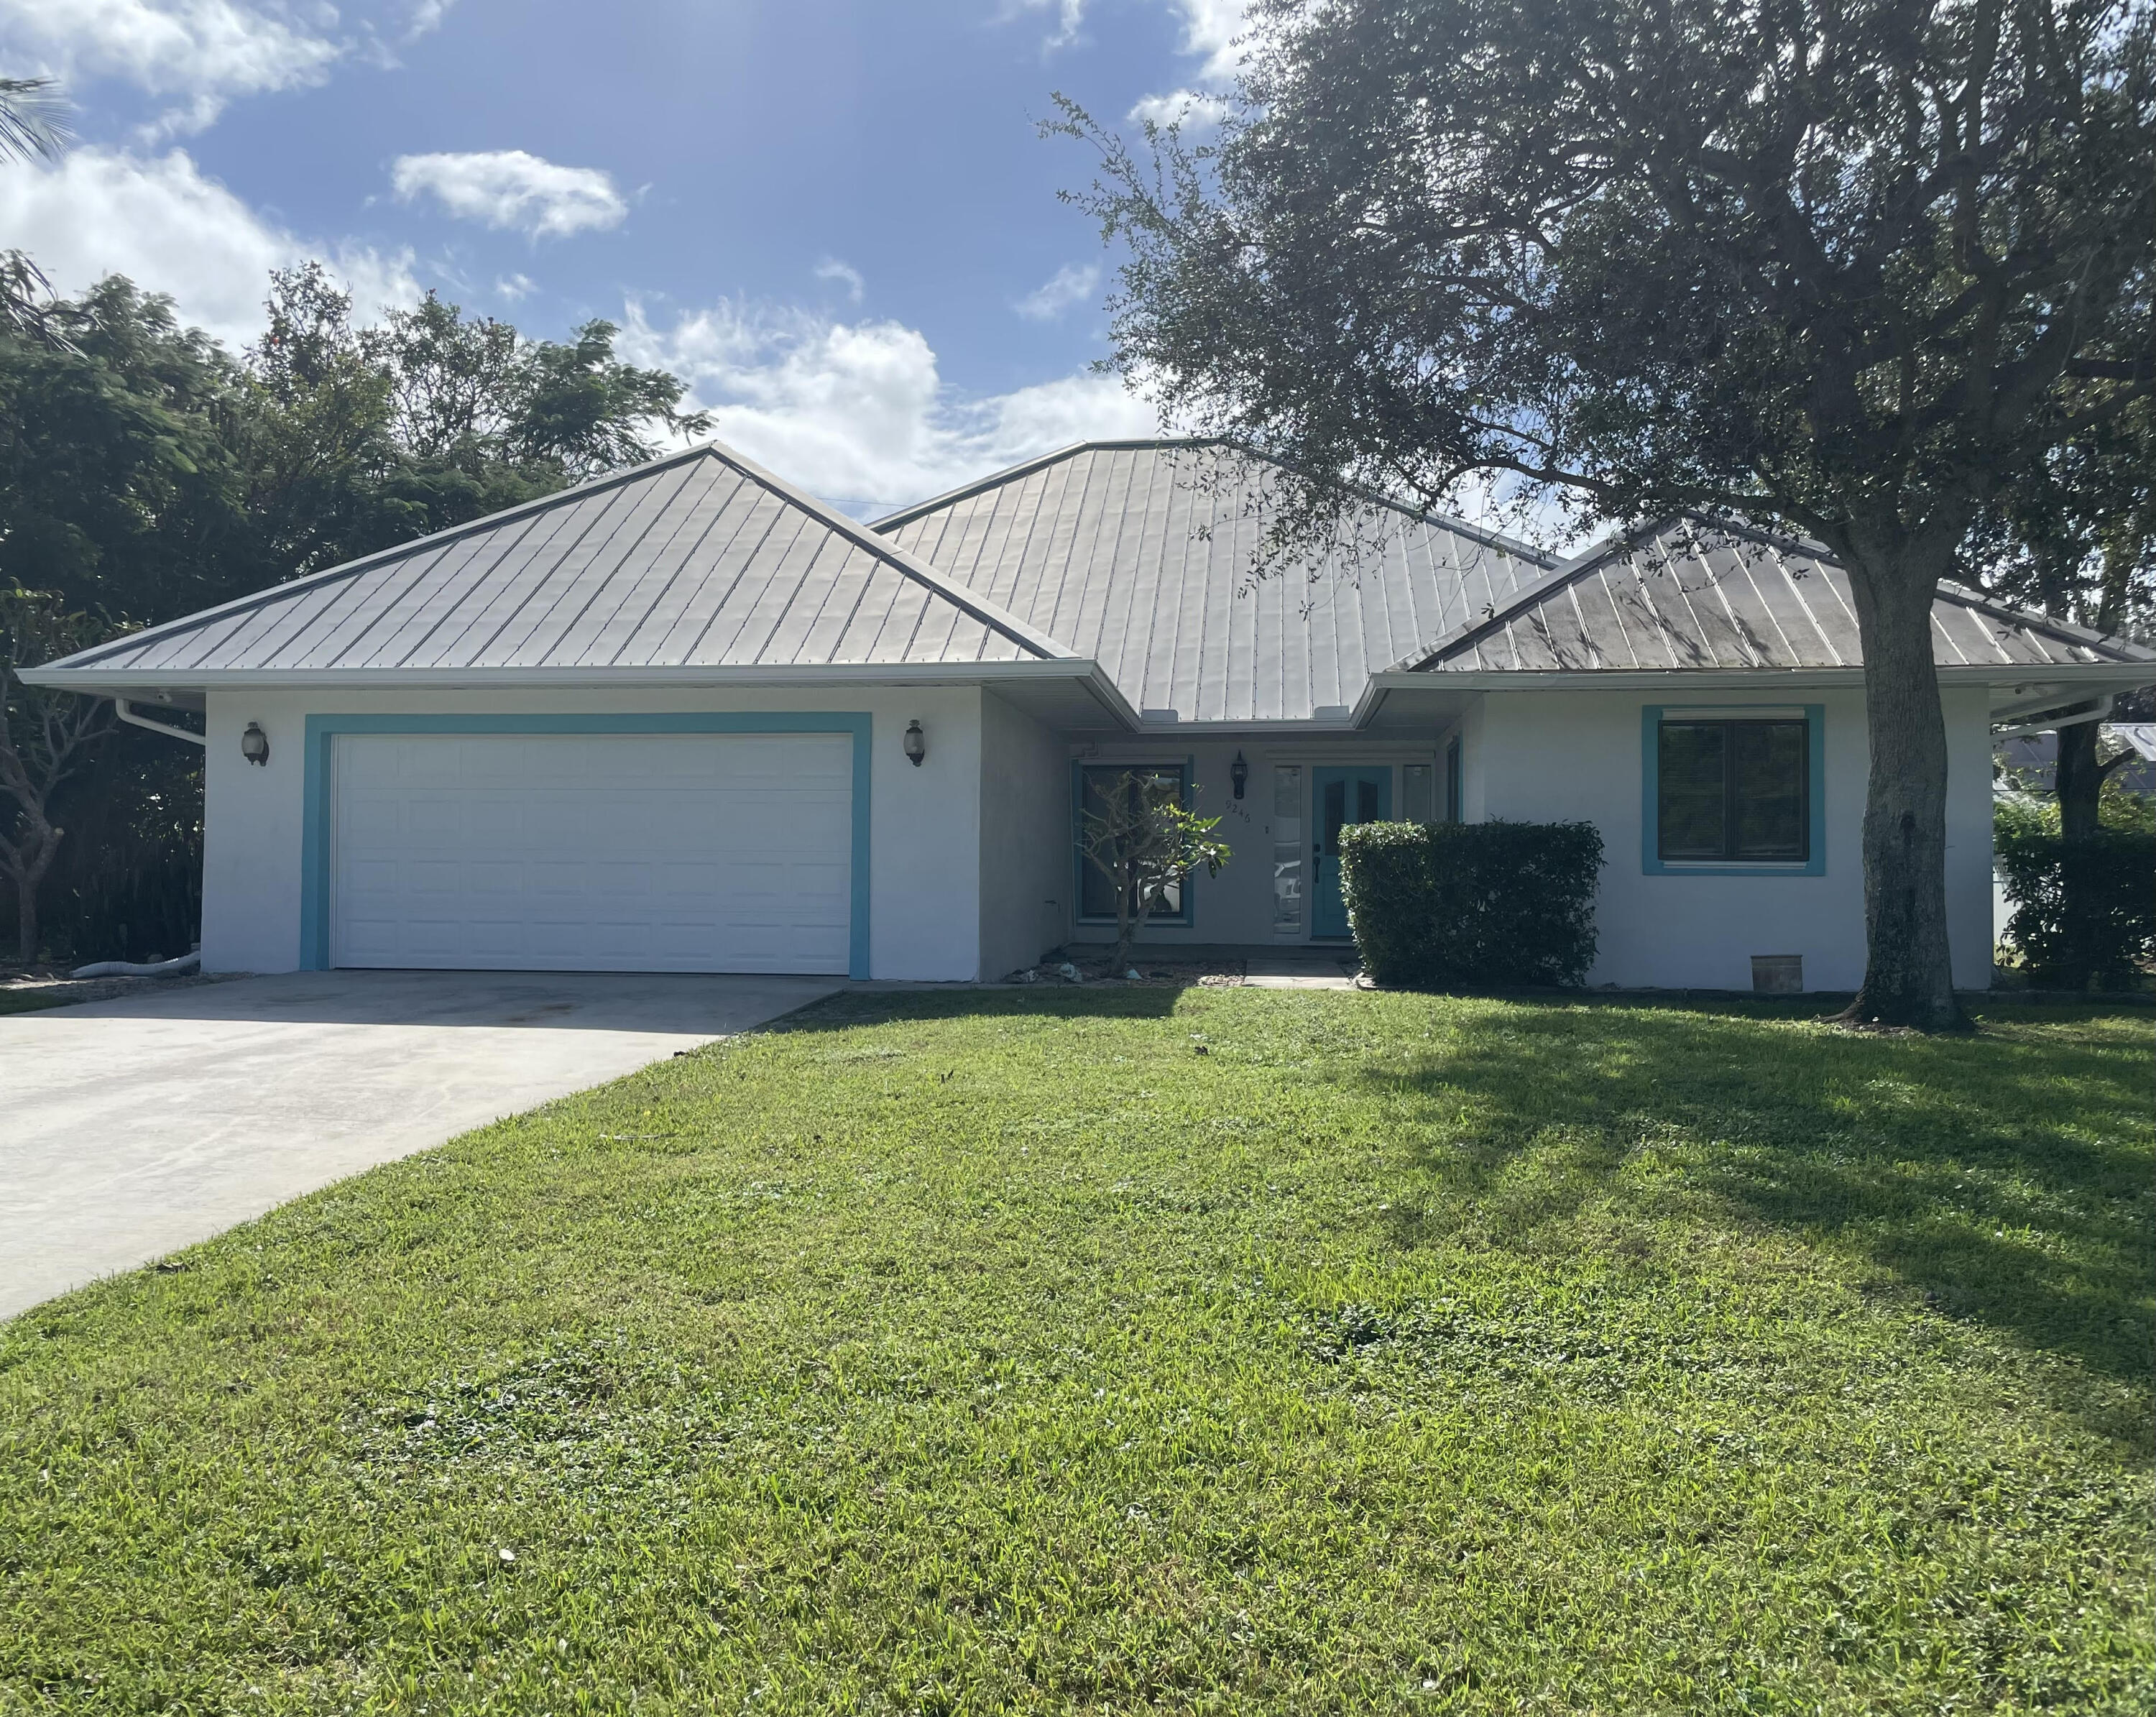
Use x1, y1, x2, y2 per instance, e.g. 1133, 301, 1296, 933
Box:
1230, 750, 1248, 799
240, 721, 270, 767
903, 719, 926, 767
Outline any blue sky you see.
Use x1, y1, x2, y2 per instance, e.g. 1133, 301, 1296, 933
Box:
0, 1, 1248, 512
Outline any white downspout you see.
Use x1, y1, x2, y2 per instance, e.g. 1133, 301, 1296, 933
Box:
1991, 696, 2114, 742
112, 698, 208, 745
73, 699, 208, 977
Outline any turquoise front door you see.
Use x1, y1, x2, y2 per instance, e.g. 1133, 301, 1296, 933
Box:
1312, 766, 1392, 939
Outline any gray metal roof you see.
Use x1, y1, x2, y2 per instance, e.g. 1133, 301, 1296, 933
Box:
36, 443, 1072, 681
875, 441, 1554, 723
1405, 519, 2156, 675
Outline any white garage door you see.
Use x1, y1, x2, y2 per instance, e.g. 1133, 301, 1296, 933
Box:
330, 732, 853, 973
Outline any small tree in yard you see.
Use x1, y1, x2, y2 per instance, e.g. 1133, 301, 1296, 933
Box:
1060, 0, 2156, 1030
1078, 770, 1231, 974
1, 589, 116, 962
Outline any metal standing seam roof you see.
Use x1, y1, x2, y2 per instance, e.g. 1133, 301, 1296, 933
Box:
32, 442, 1076, 681
1401, 518, 2156, 676
874, 440, 1556, 723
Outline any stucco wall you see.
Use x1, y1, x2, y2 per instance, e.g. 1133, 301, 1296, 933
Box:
199, 678, 1999, 990
977, 693, 1069, 978
201, 685, 987, 981
1470, 685, 1995, 991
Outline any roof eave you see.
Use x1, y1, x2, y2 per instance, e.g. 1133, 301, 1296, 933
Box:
19, 657, 1131, 696
1370, 660, 2156, 698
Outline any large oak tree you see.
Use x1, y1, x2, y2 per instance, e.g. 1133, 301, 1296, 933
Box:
1064, 0, 2155, 1028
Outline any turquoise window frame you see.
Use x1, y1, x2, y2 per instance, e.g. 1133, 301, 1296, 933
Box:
300, 712, 874, 977
1640, 704, 1825, 876
1069, 758, 1197, 929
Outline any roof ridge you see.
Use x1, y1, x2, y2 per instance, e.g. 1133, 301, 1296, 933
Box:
50, 443, 724, 671
698, 442, 1079, 660
1397, 512, 2156, 673
44, 440, 1082, 676
869, 441, 1200, 531
873, 438, 1560, 566
1932, 580, 2156, 663
1390, 518, 1660, 671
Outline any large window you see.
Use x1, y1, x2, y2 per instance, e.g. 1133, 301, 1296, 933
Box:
1076, 763, 1192, 923
1656, 718, 1809, 862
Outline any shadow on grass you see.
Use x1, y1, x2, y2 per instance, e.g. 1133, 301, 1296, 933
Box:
1365, 998, 2153, 1389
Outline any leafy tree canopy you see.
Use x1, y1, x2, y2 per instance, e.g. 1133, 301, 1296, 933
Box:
0, 263, 712, 625
1061, 0, 2156, 1027
245, 264, 712, 584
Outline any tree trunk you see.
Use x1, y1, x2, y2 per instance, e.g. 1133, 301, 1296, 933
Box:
1, 811, 60, 967
12, 867, 36, 966
1836, 541, 1973, 1031
1111, 856, 1138, 974
2055, 718, 2106, 844
2053, 717, 2132, 988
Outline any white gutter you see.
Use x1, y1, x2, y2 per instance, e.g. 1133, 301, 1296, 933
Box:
113, 698, 207, 745
24, 658, 1147, 732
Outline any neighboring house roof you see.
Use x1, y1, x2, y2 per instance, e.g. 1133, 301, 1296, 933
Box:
31, 442, 1077, 687
1402, 517, 2156, 676
1996, 724, 2156, 796
875, 440, 1554, 724
2114, 722, 2156, 762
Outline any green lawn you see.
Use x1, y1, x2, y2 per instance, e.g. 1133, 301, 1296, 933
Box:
0, 988, 78, 1016
3, 990, 2150, 1714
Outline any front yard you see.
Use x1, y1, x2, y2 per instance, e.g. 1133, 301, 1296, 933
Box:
2, 990, 2149, 1713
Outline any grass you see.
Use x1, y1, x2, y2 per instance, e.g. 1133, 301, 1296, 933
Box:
1, 990, 2149, 1714
0, 988, 77, 1016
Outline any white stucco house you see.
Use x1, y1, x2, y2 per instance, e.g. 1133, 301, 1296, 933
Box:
27, 438, 2156, 991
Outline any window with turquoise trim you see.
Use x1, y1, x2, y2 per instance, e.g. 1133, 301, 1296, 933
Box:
1657, 718, 1809, 862
1076, 763, 1193, 924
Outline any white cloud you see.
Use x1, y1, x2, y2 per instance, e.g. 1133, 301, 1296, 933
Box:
1014, 261, 1100, 321
620, 297, 1154, 515
1003, 0, 1087, 54
401, 1, 456, 40
813, 257, 865, 304
1126, 88, 1230, 131
0, 145, 418, 351
390, 149, 627, 240
1170, 0, 1247, 80
1125, 1, 1247, 140
0, 2, 458, 136
0, 1, 341, 132
494, 271, 536, 302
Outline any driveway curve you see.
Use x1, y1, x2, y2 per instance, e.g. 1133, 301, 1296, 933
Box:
0, 970, 840, 1320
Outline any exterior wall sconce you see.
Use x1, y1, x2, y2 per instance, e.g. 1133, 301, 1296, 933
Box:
240, 722, 270, 767
903, 719, 926, 766
1230, 750, 1248, 798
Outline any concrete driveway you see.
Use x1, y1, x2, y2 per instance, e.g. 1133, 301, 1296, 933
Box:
0, 970, 842, 1320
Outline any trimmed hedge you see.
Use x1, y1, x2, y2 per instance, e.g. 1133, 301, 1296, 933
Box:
1996, 827, 2156, 988
1340, 819, 1604, 988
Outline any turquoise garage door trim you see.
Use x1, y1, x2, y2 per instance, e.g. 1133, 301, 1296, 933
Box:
302, 714, 873, 977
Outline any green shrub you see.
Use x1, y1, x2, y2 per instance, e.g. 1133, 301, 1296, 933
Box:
1340, 819, 1604, 988
1995, 826, 2156, 987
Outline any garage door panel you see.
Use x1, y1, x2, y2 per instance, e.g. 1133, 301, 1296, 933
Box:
331, 732, 853, 974
466, 862, 524, 896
